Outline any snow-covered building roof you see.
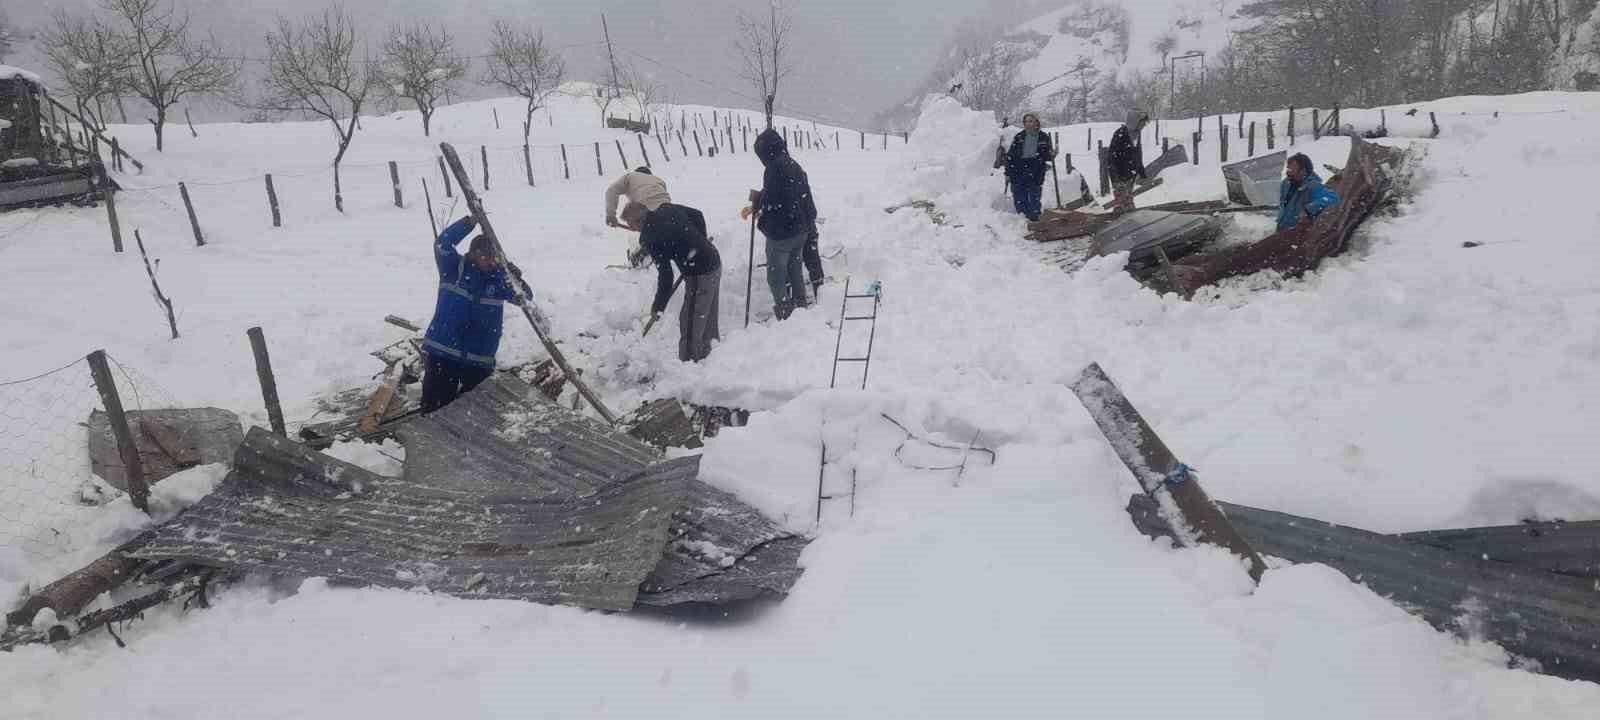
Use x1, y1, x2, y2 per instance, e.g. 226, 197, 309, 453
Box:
0, 66, 43, 85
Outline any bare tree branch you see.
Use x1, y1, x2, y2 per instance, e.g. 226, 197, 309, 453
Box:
40, 12, 135, 133
483, 20, 566, 143
378, 22, 466, 138
619, 61, 664, 129
733, 4, 795, 129
101, 0, 239, 152
256, 7, 374, 213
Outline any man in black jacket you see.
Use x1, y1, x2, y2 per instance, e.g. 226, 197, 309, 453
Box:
1107, 110, 1149, 212
749, 128, 818, 319
621, 201, 722, 362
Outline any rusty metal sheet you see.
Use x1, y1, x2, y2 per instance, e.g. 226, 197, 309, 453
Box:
129, 427, 692, 611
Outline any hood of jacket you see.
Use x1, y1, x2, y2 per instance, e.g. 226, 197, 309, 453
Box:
754, 128, 787, 166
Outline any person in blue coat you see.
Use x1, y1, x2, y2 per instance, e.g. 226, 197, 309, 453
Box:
1004, 113, 1055, 222
1277, 153, 1340, 231
420, 216, 528, 413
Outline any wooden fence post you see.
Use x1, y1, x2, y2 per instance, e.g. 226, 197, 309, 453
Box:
615, 138, 629, 168
1217, 115, 1224, 140
493, 107, 501, 130
678, 131, 688, 157
389, 161, 403, 208
744, 127, 750, 153
835, 131, 840, 150
103, 183, 124, 253
1248, 122, 1256, 156
561, 144, 570, 179
1219, 127, 1229, 163
1097, 142, 1109, 196
1238, 111, 1245, 138
727, 126, 735, 153
265, 174, 281, 227
782, 126, 788, 145
637, 134, 651, 168
882, 133, 887, 150
86, 350, 148, 512
1312, 108, 1321, 140
524, 144, 535, 186
692, 130, 703, 157
859, 130, 864, 149
1162, 137, 1170, 154
1069, 363, 1266, 583
245, 327, 287, 438
1267, 119, 1276, 150
1192, 132, 1201, 165
111, 137, 122, 172
439, 157, 453, 197
481, 145, 490, 190
1429, 112, 1440, 138
594, 142, 603, 176
179, 182, 204, 247
1288, 107, 1296, 146
657, 134, 671, 162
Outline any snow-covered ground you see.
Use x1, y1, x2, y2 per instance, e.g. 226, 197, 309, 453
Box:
3, 88, 1600, 718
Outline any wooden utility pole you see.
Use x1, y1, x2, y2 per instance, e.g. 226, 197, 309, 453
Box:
601, 15, 623, 103
439, 143, 617, 425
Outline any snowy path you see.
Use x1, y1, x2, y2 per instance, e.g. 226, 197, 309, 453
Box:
3, 93, 1600, 718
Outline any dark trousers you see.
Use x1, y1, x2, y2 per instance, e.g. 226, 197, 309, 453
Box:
679, 268, 721, 362
420, 355, 493, 413
1012, 181, 1043, 221
802, 235, 824, 289
765, 231, 808, 318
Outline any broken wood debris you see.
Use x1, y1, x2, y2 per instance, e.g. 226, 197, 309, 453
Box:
88, 408, 244, 492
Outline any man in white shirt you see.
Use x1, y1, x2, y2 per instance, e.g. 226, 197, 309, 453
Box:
605, 167, 673, 267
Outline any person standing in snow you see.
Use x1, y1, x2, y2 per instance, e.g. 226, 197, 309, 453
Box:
605, 167, 673, 267
1003, 113, 1055, 222
620, 201, 722, 362
1107, 110, 1149, 212
420, 216, 529, 413
1277, 153, 1340, 231
747, 128, 819, 319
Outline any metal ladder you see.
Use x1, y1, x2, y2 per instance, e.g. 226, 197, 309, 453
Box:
817, 277, 882, 522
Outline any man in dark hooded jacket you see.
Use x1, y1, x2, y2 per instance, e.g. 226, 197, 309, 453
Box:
622, 201, 722, 362
748, 128, 818, 319
1106, 110, 1148, 212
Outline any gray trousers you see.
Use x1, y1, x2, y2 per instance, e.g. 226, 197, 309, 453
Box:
679, 268, 721, 362
765, 231, 808, 315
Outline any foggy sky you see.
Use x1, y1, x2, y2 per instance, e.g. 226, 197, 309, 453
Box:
8, 0, 1082, 127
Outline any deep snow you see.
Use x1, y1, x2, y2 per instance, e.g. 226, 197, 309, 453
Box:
2, 88, 1600, 718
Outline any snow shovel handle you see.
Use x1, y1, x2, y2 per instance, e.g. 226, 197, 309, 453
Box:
641, 276, 685, 338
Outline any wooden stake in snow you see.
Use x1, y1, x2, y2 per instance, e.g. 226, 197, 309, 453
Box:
102, 181, 124, 253
439, 157, 453, 197
178, 183, 204, 246
692, 130, 703, 157
134, 230, 180, 339
615, 139, 628, 168
185, 107, 198, 138
246, 326, 287, 437
1069, 363, 1266, 582
594, 142, 603, 176
265, 174, 282, 227
389, 162, 403, 208
637, 134, 652, 169
657, 134, 670, 162
422, 178, 439, 238
523, 145, 535, 187
87, 349, 148, 513
560, 144, 570, 180
438, 142, 617, 425
481, 145, 490, 190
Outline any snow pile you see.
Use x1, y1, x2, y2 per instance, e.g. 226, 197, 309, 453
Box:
897, 95, 1006, 199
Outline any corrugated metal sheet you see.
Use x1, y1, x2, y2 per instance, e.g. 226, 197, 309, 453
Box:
1127, 494, 1600, 684
1091, 210, 1222, 270
129, 376, 808, 611
1222, 150, 1287, 207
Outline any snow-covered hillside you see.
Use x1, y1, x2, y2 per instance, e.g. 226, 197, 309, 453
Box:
4, 85, 1600, 718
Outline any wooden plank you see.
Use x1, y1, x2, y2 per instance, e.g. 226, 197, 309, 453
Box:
1070, 363, 1265, 581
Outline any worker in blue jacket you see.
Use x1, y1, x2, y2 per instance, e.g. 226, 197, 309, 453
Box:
420, 216, 528, 413
1277, 153, 1340, 231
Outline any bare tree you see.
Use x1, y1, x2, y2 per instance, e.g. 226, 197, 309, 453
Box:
734, 4, 795, 129
258, 8, 375, 213
378, 22, 466, 137
101, 0, 239, 151
40, 12, 134, 132
620, 61, 664, 128
483, 20, 567, 142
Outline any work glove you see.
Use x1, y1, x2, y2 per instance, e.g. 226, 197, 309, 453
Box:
606, 216, 620, 228
463, 216, 478, 231
740, 206, 755, 221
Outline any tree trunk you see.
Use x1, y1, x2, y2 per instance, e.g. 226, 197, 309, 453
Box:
153, 108, 166, 152
422, 109, 432, 138
334, 161, 344, 213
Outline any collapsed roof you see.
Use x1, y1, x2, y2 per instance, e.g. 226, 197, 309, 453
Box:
127, 375, 808, 611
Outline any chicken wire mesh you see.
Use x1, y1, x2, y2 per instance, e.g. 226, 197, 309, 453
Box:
0, 354, 177, 560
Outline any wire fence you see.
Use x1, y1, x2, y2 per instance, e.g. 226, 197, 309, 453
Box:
0, 353, 177, 560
